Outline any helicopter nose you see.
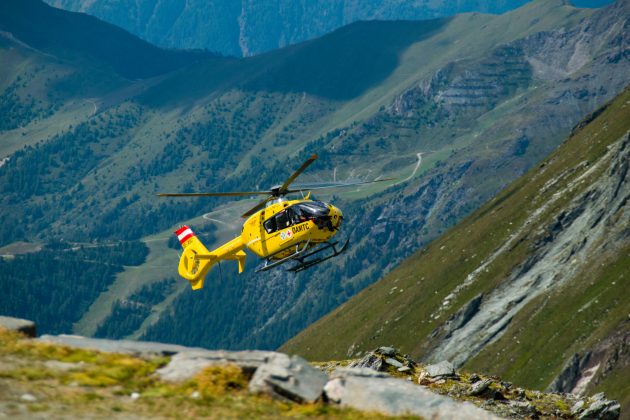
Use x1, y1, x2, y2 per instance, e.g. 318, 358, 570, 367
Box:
330, 205, 343, 228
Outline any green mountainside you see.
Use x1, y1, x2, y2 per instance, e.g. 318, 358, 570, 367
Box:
282, 85, 630, 413
0, 0, 629, 366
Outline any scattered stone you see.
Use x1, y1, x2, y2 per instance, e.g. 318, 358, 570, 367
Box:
509, 400, 538, 417
578, 397, 621, 420
376, 346, 397, 356
157, 349, 286, 382
20, 394, 37, 402
397, 366, 411, 373
249, 355, 328, 403
425, 360, 456, 378
130, 392, 140, 400
384, 357, 403, 368
0, 316, 36, 337
190, 391, 200, 399
324, 368, 501, 419
571, 400, 585, 415
468, 378, 492, 396
332, 367, 388, 378
469, 373, 480, 383
417, 371, 428, 384
348, 353, 383, 371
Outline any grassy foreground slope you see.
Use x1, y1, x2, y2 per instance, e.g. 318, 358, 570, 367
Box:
282, 86, 630, 407
0, 328, 393, 419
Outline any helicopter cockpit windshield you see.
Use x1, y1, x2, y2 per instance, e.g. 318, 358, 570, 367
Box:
263, 201, 331, 234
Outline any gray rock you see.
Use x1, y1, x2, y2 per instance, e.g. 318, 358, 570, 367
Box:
157, 349, 287, 382
384, 357, 403, 368
571, 400, 585, 415
578, 398, 621, 420
249, 355, 328, 403
509, 400, 537, 416
376, 346, 397, 356
20, 394, 37, 402
38, 334, 200, 356
348, 353, 383, 371
468, 378, 492, 396
425, 360, 456, 378
397, 366, 412, 373
331, 367, 388, 378
0, 316, 36, 337
324, 370, 501, 419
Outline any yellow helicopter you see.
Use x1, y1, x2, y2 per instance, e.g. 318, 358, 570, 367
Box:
158, 154, 391, 290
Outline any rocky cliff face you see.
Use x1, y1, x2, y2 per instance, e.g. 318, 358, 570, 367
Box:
427, 130, 629, 366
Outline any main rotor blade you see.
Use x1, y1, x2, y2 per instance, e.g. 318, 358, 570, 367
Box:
278, 154, 318, 194
285, 177, 396, 193
241, 196, 273, 218
157, 191, 270, 197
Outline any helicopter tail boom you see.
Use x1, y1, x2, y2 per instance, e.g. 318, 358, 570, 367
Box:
175, 226, 246, 290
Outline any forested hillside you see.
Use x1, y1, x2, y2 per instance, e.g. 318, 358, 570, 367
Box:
0, 0, 628, 356
0, 241, 148, 334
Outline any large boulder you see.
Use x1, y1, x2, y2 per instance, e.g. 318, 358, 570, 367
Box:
0, 316, 36, 337
324, 367, 501, 419
249, 354, 328, 403
157, 349, 287, 382
425, 360, 456, 378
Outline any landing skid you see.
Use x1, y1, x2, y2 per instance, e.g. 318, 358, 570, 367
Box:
255, 239, 349, 273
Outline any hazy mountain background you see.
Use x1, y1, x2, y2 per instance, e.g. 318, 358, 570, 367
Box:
45, 0, 614, 57
1, 0, 628, 410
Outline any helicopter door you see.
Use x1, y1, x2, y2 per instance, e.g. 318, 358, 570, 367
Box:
263, 209, 292, 234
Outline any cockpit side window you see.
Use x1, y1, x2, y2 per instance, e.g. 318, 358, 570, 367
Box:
264, 210, 293, 234
263, 217, 276, 233
275, 210, 290, 229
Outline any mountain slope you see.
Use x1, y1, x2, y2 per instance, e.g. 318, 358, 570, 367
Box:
282, 85, 630, 411
44, 0, 616, 57
45, 0, 533, 57
0, 0, 628, 363
0, 0, 212, 80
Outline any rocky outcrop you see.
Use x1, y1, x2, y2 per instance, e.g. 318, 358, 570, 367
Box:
548, 320, 630, 396
5, 324, 622, 419
0, 315, 36, 337
325, 367, 499, 420
249, 355, 328, 403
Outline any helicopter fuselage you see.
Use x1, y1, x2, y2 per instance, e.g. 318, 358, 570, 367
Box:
242, 198, 343, 259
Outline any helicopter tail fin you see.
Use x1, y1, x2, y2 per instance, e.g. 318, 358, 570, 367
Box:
174, 225, 246, 290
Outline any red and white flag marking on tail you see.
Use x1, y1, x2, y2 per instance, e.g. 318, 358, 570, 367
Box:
175, 225, 195, 245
